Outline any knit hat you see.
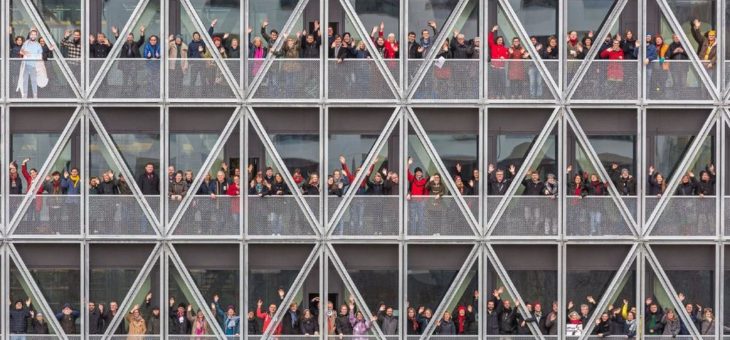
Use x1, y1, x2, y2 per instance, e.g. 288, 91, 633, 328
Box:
63, 303, 72, 309
175, 34, 183, 40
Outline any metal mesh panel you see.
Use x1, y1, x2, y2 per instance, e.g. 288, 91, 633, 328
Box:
169, 196, 240, 235
247, 196, 317, 235
565, 196, 634, 236
571, 60, 639, 100
464, 195, 479, 223
328, 59, 398, 99
491, 196, 558, 236
649, 196, 716, 236
726, 197, 730, 237
407, 196, 473, 236
328, 196, 399, 236
10, 195, 81, 235
252, 59, 320, 98
168, 58, 237, 99
88, 195, 157, 235
411, 59, 479, 100
9, 59, 77, 99
488, 60, 554, 100
646, 61, 713, 101
91, 58, 161, 99
106, 337, 161, 340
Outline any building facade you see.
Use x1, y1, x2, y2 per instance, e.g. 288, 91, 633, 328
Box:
0, 0, 728, 339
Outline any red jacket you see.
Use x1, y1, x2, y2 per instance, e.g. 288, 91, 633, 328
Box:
226, 182, 240, 213
488, 32, 509, 68
599, 48, 624, 81
407, 170, 429, 196
22, 163, 43, 194
257, 306, 282, 335
508, 46, 527, 80
378, 31, 399, 59
342, 162, 374, 190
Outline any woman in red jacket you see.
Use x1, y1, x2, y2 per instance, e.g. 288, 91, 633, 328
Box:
599, 39, 625, 97
226, 174, 240, 225
488, 25, 509, 98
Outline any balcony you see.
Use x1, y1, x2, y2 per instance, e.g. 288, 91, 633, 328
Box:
409, 59, 479, 100
9, 59, 77, 99
646, 196, 716, 236
487, 59, 557, 100
88, 195, 160, 235
487, 195, 558, 236
407, 195, 476, 236
569, 60, 639, 100
646, 60, 713, 101
328, 195, 400, 236
565, 196, 636, 236
9, 194, 81, 235
168, 58, 239, 99
328, 59, 399, 100
169, 195, 240, 235
250, 58, 319, 99
247, 195, 319, 236
90, 58, 161, 99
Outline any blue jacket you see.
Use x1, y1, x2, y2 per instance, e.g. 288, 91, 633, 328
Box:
645, 43, 657, 61
143, 38, 161, 59
61, 177, 81, 194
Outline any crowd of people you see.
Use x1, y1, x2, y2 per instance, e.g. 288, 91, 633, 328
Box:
8, 16, 719, 99
15, 287, 717, 337
7, 153, 718, 236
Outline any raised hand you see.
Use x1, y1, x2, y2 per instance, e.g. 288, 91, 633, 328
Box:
211, 19, 218, 27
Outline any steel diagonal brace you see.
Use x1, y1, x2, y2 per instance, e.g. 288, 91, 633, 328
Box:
167, 244, 227, 338
87, 0, 150, 98
644, 109, 717, 236
247, 107, 321, 236
484, 244, 546, 340
644, 245, 704, 340
88, 108, 162, 233
326, 244, 388, 340
565, 108, 639, 235
406, 107, 480, 235
485, 107, 561, 235
180, 0, 242, 99
565, 0, 628, 99
337, 0, 401, 99
246, 0, 310, 100
8, 108, 82, 235
656, 0, 720, 101
167, 108, 241, 236
8, 244, 70, 340
417, 245, 479, 340
576, 244, 639, 340
326, 108, 400, 236
498, 0, 560, 100
19, 0, 82, 98
259, 244, 322, 340
100, 244, 162, 339
407, 0, 470, 99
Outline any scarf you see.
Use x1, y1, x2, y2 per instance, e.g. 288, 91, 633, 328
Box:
573, 185, 582, 196
194, 319, 207, 335
409, 317, 419, 331
69, 174, 80, 187
52, 180, 62, 194
456, 307, 467, 334
254, 47, 264, 58
590, 181, 603, 194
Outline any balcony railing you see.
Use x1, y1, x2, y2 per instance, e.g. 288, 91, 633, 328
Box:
646, 60, 713, 101
565, 196, 636, 236
328, 196, 400, 236
88, 195, 159, 235
247, 195, 319, 236
9, 194, 81, 235
251, 58, 319, 98
569, 60, 639, 100
410, 59, 479, 100
488, 195, 558, 236
90, 58, 161, 98
9, 58, 77, 99
168, 195, 240, 235
488, 59, 557, 100
328, 59, 399, 99
407, 195, 476, 236
168, 58, 238, 99
646, 196, 716, 236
